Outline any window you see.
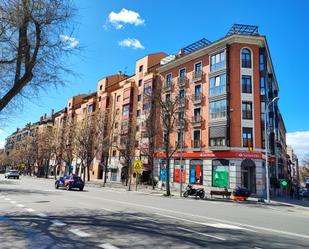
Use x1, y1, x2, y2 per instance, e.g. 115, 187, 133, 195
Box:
98, 96, 101, 102
260, 76, 265, 95
179, 68, 186, 78
88, 104, 95, 113
242, 75, 252, 93
209, 100, 227, 119
179, 89, 185, 98
210, 138, 226, 146
117, 95, 121, 102
116, 108, 120, 115
259, 53, 265, 71
113, 136, 118, 143
173, 159, 186, 183
242, 127, 253, 147
177, 130, 184, 146
165, 94, 171, 103
99, 85, 103, 90
137, 109, 141, 117
242, 101, 253, 120
190, 160, 203, 185
136, 125, 140, 132
122, 105, 129, 116
195, 85, 201, 96
137, 95, 141, 102
212, 159, 229, 188
112, 150, 116, 157
195, 62, 202, 73
144, 85, 152, 94
193, 130, 201, 148
139, 65, 143, 72
210, 51, 225, 71
178, 111, 184, 121
115, 122, 118, 129
166, 73, 172, 85
138, 79, 142, 87
143, 103, 151, 110
209, 74, 226, 96
194, 108, 201, 117
241, 48, 251, 68
260, 102, 265, 122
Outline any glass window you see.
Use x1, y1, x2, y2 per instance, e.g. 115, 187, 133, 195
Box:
179, 68, 186, 78
166, 74, 172, 85
241, 48, 251, 68
88, 104, 95, 113
210, 51, 225, 71
242, 75, 252, 94
137, 95, 141, 101
212, 159, 229, 188
165, 94, 171, 103
260, 76, 265, 95
144, 85, 152, 94
143, 103, 151, 110
210, 138, 226, 146
242, 127, 253, 147
242, 101, 253, 120
209, 74, 226, 96
259, 53, 265, 71
194, 108, 201, 117
122, 105, 129, 116
190, 160, 203, 185
138, 79, 142, 87
209, 100, 227, 120
139, 65, 143, 72
136, 109, 141, 117
195, 85, 201, 96
195, 62, 202, 72
173, 160, 186, 183
179, 89, 185, 98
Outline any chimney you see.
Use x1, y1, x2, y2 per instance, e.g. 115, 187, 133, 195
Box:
178, 49, 185, 57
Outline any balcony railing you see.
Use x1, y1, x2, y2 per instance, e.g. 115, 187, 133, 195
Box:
192, 115, 202, 126
192, 70, 202, 82
178, 76, 186, 88
176, 119, 185, 129
193, 94, 202, 104
192, 139, 201, 148
163, 80, 172, 91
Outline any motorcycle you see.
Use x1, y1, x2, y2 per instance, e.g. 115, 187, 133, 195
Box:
183, 184, 205, 199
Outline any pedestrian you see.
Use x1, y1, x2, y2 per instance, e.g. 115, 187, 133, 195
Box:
290, 187, 294, 199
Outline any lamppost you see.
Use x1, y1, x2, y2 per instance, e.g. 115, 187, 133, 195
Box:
180, 123, 184, 198
264, 96, 279, 203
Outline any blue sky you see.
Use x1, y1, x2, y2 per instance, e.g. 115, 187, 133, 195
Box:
1, 0, 309, 159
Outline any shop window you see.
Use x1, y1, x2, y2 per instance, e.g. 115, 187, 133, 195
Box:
190, 160, 203, 185
173, 159, 186, 183
160, 164, 166, 181
212, 159, 229, 188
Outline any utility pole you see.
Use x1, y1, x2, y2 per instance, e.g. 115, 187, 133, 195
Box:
264, 96, 279, 203
180, 119, 184, 197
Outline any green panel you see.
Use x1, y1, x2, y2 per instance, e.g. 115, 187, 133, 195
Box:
212, 166, 229, 188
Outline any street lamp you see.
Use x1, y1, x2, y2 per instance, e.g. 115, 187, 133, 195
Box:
264, 96, 279, 203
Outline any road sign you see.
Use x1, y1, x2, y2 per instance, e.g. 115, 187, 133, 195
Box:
281, 180, 287, 187
133, 160, 142, 173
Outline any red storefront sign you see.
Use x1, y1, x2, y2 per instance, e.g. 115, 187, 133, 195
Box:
154, 151, 263, 159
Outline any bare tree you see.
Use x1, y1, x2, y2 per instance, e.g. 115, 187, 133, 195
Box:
0, 0, 76, 112
300, 157, 309, 181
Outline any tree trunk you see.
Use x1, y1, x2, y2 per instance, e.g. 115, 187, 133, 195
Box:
87, 162, 90, 182
103, 154, 109, 187
151, 157, 155, 190
166, 157, 170, 196
128, 162, 132, 191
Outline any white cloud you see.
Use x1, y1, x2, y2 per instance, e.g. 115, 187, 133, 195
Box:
0, 140, 4, 149
60, 35, 79, 48
286, 131, 309, 161
118, 38, 145, 50
0, 129, 3, 135
108, 8, 145, 29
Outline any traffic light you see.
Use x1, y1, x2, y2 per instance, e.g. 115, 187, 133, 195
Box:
281, 180, 287, 187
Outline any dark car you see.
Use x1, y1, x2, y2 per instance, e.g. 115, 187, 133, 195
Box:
299, 187, 309, 198
55, 175, 84, 191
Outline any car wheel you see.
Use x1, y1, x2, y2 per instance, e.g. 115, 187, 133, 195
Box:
17, 177, 19, 180
66, 184, 71, 191
55, 183, 59, 189
79, 186, 84, 191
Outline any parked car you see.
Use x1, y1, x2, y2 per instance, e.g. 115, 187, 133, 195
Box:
299, 187, 309, 198
4, 170, 20, 179
55, 175, 84, 191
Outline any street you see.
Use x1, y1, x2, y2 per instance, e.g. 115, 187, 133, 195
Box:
0, 175, 309, 249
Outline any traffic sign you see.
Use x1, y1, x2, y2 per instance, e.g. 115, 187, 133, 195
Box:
133, 160, 143, 173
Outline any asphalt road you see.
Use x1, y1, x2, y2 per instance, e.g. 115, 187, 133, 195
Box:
0, 175, 308, 249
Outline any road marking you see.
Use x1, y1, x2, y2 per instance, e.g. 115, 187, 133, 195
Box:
96, 197, 309, 240
4, 198, 10, 201
50, 220, 66, 226
17, 204, 25, 208
99, 243, 120, 249
202, 223, 245, 230
10, 201, 17, 204
25, 208, 35, 212
100, 207, 114, 212
177, 226, 226, 241
68, 229, 91, 237
37, 213, 48, 218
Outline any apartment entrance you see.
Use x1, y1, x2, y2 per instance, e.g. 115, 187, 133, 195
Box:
241, 159, 256, 193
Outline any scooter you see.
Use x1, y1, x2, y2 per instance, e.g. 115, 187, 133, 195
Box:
183, 184, 205, 199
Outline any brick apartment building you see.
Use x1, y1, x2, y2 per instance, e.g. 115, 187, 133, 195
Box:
3, 24, 288, 197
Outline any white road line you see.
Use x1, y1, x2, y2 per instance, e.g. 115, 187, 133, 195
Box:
37, 213, 48, 218
177, 226, 226, 241
100, 207, 114, 212
25, 208, 35, 212
98, 243, 120, 249
68, 229, 91, 237
17, 204, 25, 208
10, 201, 17, 204
97, 197, 309, 240
202, 223, 245, 230
50, 220, 66, 226
4, 198, 10, 201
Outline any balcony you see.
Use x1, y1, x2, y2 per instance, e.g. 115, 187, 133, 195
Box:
176, 119, 185, 129
192, 70, 202, 82
192, 139, 201, 149
192, 115, 202, 127
178, 98, 185, 108
163, 80, 172, 92
178, 76, 186, 88
193, 94, 202, 105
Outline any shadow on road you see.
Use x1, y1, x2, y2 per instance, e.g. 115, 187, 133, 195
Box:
1, 209, 308, 249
